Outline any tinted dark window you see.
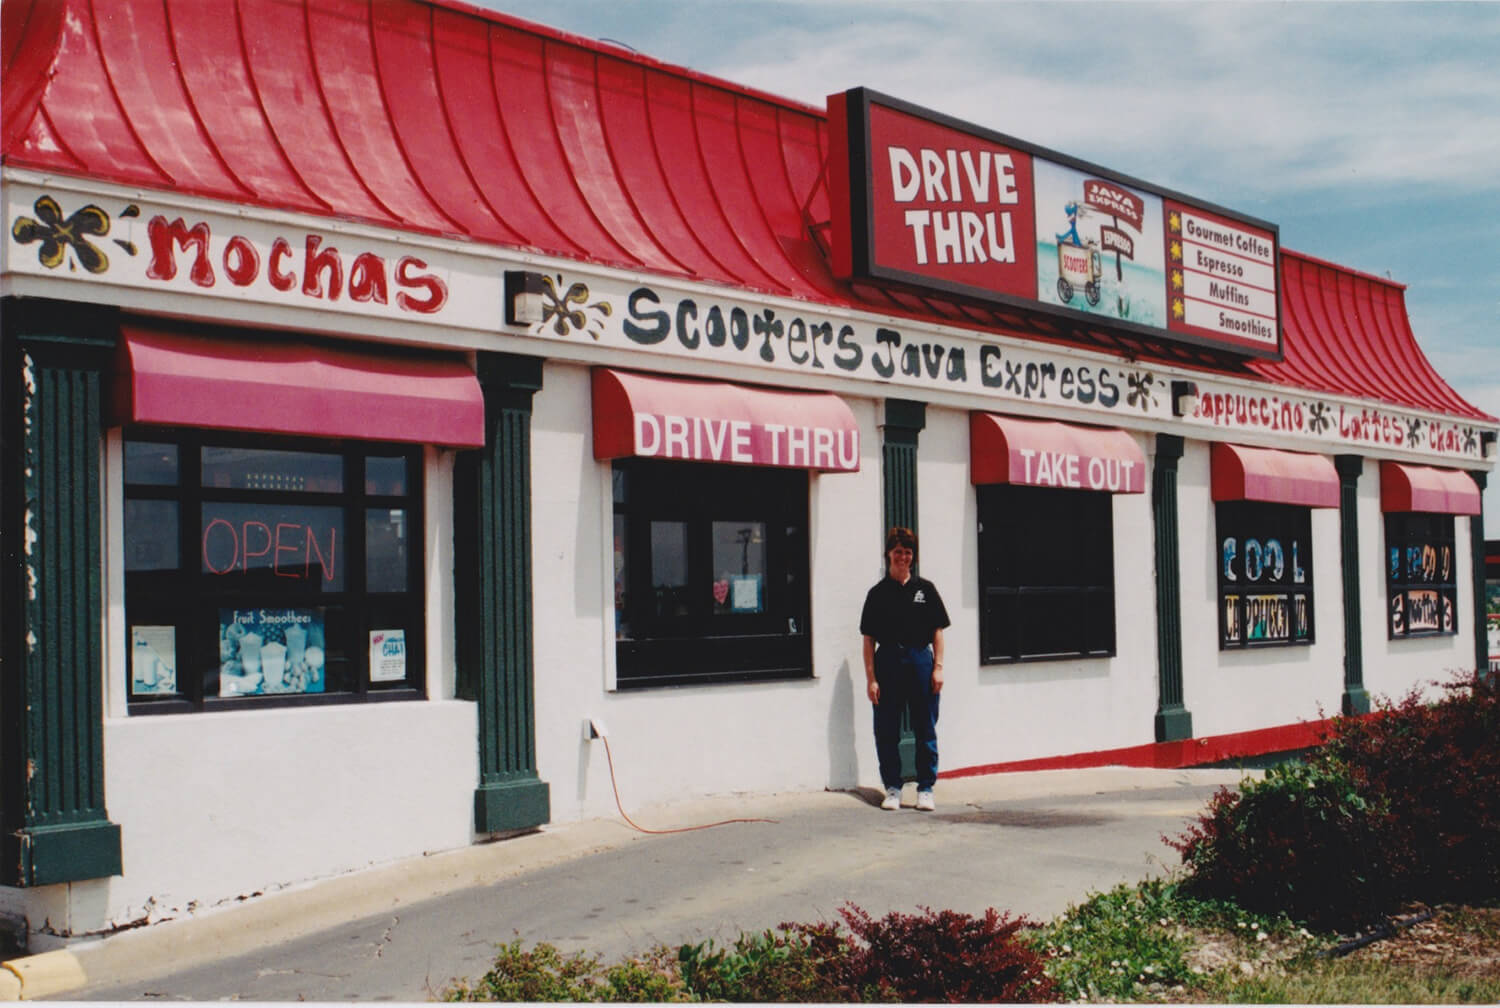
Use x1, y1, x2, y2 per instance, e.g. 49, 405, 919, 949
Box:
612, 459, 810, 688
977, 484, 1115, 663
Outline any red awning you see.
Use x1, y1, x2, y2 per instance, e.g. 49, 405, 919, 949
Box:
591, 368, 859, 472
116, 326, 485, 447
1211, 443, 1339, 508
969, 413, 1145, 492
1380, 462, 1481, 515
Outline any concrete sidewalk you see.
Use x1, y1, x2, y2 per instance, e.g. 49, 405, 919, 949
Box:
2, 767, 1252, 1001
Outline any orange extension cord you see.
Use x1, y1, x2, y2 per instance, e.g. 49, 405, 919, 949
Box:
600, 734, 778, 834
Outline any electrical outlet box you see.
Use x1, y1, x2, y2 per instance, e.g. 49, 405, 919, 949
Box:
585, 717, 608, 740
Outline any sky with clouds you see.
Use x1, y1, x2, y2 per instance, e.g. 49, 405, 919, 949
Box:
475, 0, 1500, 530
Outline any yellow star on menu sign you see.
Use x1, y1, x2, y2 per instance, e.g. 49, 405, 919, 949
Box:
1167, 210, 1181, 233
1169, 239, 1182, 262
1171, 270, 1184, 291
1172, 298, 1186, 321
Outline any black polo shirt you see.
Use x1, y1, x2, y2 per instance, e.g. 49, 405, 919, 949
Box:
859, 575, 951, 648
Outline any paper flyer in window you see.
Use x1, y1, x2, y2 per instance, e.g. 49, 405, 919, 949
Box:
219, 608, 326, 696
370, 629, 406, 682
131, 625, 177, 695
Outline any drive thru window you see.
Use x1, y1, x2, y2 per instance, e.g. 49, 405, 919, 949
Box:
590, 367, 860, 689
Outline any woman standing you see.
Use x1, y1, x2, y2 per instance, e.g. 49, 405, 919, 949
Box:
860, 527, 950, 811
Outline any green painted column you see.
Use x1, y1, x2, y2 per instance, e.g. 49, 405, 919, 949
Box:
1470, 470, 1489, 681
881, 399, 926, 537
879, 399, 926, 780
457, 352, 550, 833
1152, 434, 1192, 743
0, 311, 122, 885
1335, 455, 1370, 715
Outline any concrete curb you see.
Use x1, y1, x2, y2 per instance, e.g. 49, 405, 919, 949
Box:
1, 950, 88, 1001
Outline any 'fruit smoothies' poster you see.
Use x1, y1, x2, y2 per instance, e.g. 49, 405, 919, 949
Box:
220, 608, 326, 696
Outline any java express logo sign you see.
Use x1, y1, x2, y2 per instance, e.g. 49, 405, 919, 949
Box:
827, 88, 1281, 360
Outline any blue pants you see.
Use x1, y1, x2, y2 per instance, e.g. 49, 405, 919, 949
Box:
873, 645, 939, 791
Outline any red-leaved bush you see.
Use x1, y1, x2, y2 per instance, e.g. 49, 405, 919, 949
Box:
824, 904, 1060, 1003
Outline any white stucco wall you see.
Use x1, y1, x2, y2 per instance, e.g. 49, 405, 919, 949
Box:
921, 408, 1159, 770
529, 363, 885, 824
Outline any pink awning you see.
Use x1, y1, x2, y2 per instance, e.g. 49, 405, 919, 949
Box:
116, 327, 485, 447
1381, 462, 1481, 515
591, 368, 859, 472
968, 413, 1145, 492
1211, 443, 1339, 508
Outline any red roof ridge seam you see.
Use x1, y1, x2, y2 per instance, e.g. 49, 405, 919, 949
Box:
233, 0, 335, 215
483, 27, 587, 259
682, 83, 788, 292
537, 37, 642, 267
586, 49, 695, 277
636, 68, 740, 281
300, 0, 406, 227
728, 92, 816, 295
423, 8, 518, 241
366, 1, 467, 235
86, 0, 173, 190
170, 0, 266, 204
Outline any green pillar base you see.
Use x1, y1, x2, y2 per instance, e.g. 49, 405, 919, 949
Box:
474, 776, 550, 834
3, 820, 121, 887
1342, 687, 1372, 716
1155, 706, 1194, 743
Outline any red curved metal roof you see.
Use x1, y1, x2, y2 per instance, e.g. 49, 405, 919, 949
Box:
2, 0, 1488, 421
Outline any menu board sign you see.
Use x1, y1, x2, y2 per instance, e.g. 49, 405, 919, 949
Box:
827, 88, 1282, 360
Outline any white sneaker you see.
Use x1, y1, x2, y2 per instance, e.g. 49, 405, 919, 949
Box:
916, 790, 935, 812
880, 787, 901, 811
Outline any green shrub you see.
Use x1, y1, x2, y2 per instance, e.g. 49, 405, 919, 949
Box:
1170, 758, 1393, 929
442, 939, 688, 1002
676, 928, 844, 1002
1172, 671, 1500, 929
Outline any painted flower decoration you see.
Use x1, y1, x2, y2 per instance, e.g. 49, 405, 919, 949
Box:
1406, 418, 1423, 447
1125, 371, 1156, 411
1463, 427, 1478, 453
1306, 401, 1331, 434
11, 195, 112, 273
541, 274, 612, 339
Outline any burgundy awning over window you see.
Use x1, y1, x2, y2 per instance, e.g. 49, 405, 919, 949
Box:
116, 326, 485, 447
1211, 443, 1339, 508
1381, 461, 1482, 515
969, 413, 1145, 492
591, 368, 860, 472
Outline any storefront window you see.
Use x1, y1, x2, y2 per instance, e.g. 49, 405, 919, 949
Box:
977, 484, 1116, 663
612, 459, 809, 688
124, 431, 423, 711
1386, 513, 1457, 638
1217, 501, 1313, 648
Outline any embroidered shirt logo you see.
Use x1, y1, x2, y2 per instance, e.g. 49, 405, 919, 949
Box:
912, 590, 926, 603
